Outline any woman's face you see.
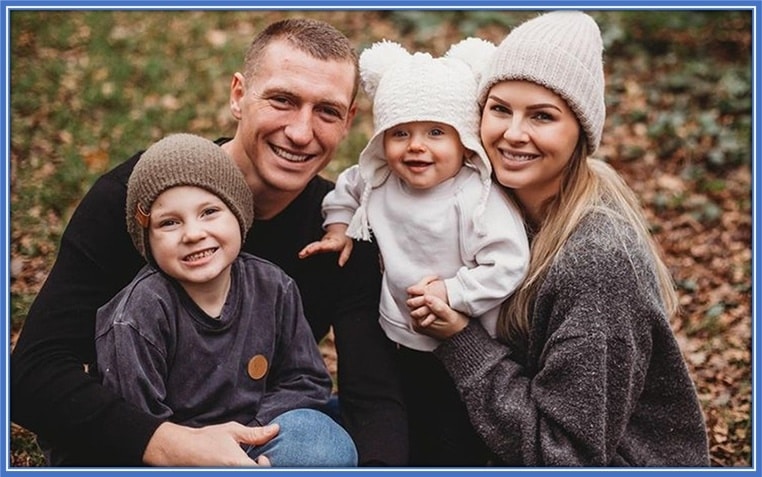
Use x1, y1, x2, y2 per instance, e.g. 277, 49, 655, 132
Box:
480, 80, 580, 208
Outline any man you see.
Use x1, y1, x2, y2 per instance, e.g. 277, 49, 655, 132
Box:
11, 18, 407, 467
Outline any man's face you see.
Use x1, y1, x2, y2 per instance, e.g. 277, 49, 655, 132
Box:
229, 40, 357, 199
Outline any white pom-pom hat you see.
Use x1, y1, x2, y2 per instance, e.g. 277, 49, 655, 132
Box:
347, 37, 497, 241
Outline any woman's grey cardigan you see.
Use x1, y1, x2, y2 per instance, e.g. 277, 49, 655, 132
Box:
434, 210, 710, 466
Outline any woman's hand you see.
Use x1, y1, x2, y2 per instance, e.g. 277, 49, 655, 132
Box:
143, 421, 279, 467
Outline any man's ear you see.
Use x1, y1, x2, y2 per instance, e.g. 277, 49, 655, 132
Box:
229, 72, 246, 120
343, 102, 358, 137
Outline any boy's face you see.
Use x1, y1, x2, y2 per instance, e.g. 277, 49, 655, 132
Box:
383, 121, 466, 190
148, 186, 241, 294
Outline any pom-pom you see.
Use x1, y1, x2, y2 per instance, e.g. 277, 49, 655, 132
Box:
445, 37, 496, 82
359, 40, 411, 100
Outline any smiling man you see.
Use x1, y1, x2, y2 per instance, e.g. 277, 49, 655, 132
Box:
11, 18, 407, 467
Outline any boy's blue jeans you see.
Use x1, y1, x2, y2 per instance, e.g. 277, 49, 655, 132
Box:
246, 408, 358, 467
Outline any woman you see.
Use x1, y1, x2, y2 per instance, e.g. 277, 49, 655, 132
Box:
406, 11, 710, 466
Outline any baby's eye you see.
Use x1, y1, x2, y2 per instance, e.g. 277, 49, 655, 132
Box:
430, 128, 445, 136
158, 218, 179, 228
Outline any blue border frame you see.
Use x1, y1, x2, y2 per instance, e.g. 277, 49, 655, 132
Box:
1, 2, 758, 476
0, 1, 761, 7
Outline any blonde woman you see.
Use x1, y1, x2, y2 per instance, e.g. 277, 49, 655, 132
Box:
406, 11, 709, 466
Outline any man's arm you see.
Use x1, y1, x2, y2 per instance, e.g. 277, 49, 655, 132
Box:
10, 161, 161, 465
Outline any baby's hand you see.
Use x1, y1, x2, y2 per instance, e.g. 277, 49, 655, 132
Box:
407, 294, 468, 340
298, 224, 354, 267
406, 275, 448, 326
407, 276, 448, 303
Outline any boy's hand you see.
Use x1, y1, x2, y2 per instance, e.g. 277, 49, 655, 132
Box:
298, 224, 354, 267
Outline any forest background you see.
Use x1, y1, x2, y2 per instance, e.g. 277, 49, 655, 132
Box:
8, 8, 753, 467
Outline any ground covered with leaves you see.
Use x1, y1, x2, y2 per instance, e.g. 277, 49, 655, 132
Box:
9, 9, 752, 467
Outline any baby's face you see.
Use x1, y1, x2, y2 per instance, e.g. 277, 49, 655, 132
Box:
383, 121, 466, 190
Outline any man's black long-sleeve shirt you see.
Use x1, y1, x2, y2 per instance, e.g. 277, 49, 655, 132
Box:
11, 139, 408, 466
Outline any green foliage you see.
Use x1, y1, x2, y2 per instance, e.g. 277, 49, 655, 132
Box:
599, 10, 750, 56
386, 9, 526, 40
326, 128, 370, 181
10, 293, 34, 331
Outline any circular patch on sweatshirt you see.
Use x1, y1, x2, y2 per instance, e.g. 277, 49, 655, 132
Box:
247, 354, 268, 380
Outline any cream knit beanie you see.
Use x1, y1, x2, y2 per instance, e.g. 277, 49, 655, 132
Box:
477, 10, 606, 152
347, 37, 496, 241
126, 133, 254, 260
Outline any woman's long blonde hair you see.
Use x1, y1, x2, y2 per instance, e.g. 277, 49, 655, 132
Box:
496, 136, 679, 355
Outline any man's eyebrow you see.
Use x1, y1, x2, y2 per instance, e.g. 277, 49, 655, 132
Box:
257, 86, 290, 98
260, 87, 349, 114
319, 99, 350, 114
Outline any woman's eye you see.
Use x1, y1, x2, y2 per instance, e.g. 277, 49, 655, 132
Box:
490, 104, 511, 114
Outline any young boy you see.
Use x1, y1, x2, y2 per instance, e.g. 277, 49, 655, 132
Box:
299, 40, 530, 465
91, 133, 356, 467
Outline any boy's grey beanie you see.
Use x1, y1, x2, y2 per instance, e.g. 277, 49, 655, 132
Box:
477, 10, 605, 152
126, 133, 254, 259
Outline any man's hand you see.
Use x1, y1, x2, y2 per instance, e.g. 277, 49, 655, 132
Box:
298, 223, 354, 267
143, 421, 279, 467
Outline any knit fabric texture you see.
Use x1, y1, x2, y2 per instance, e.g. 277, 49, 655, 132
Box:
347, 38, 496, 241
125, 133, 254, 259
432, 209, 709, 465
477, 10, 606, 152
